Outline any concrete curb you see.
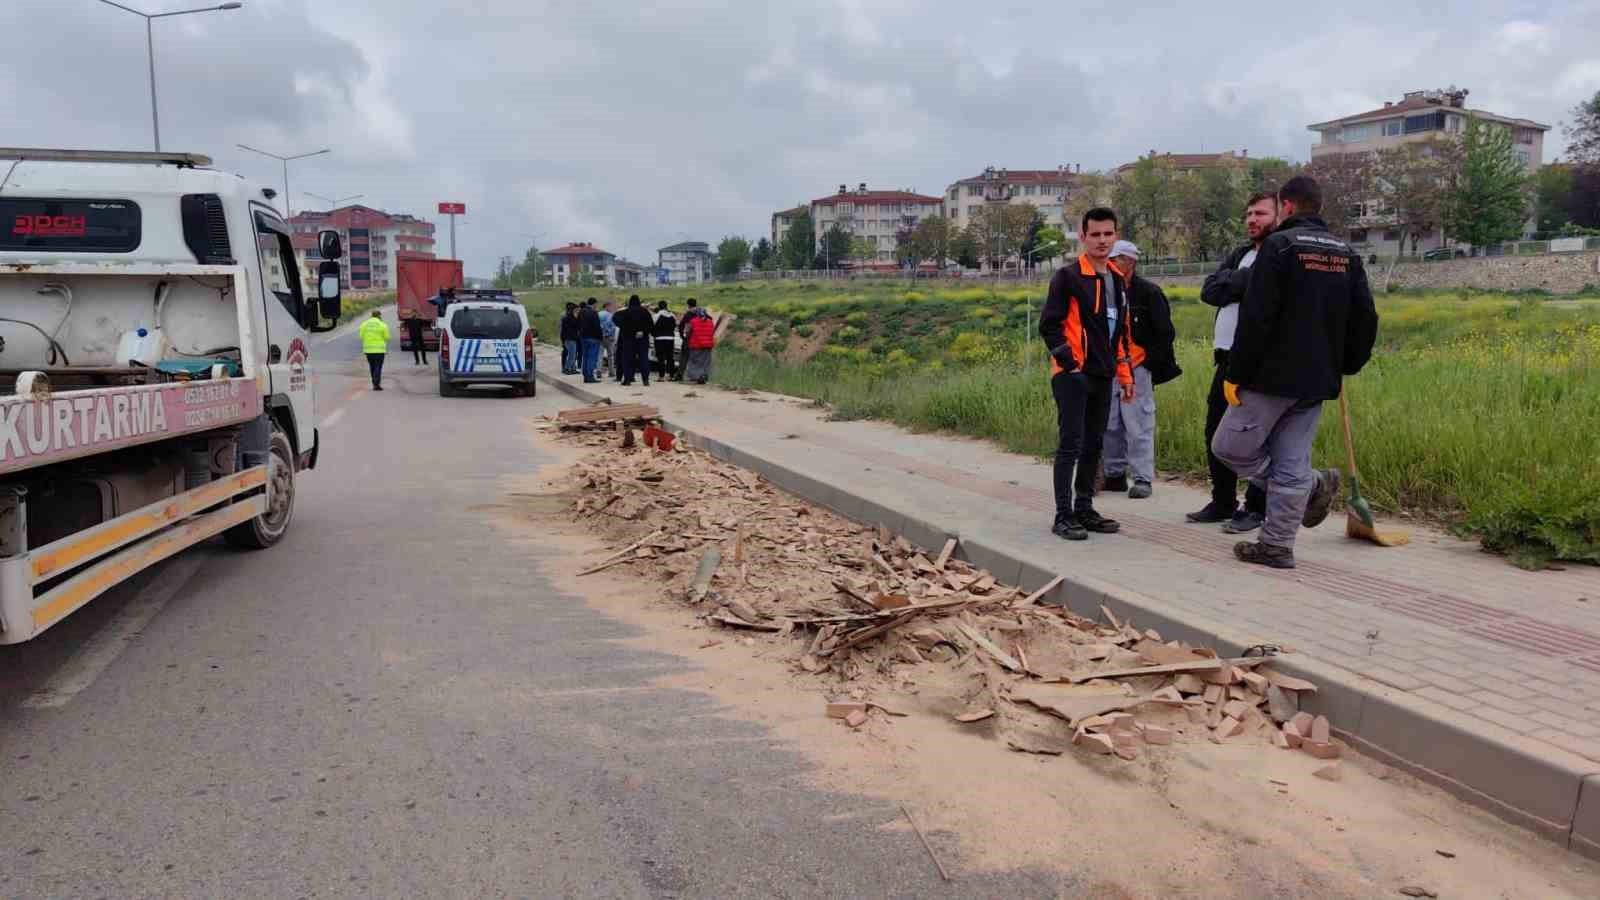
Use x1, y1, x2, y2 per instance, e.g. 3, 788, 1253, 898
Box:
534, 366, 1600, 857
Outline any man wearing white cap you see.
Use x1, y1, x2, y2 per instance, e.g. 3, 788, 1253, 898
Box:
1103, 240, 1179, 499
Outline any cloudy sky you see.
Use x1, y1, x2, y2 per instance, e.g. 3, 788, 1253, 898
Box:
4, 0, 1598, 276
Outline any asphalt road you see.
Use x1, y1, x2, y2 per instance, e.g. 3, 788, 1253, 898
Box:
0, 323, 1057, 897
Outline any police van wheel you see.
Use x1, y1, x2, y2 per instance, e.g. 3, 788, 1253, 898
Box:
225, 426, 295, 550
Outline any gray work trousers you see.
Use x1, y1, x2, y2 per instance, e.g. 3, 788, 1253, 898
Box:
1103, 365, 1155, 484
1210, 390, 1323, 550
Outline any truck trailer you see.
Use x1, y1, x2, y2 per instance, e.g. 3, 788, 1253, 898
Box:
0, 148, 344, 644
396, 252, 462, 351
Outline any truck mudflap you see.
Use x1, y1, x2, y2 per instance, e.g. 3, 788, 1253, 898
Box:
0, 376, 263, 476
0, 466, 266, 644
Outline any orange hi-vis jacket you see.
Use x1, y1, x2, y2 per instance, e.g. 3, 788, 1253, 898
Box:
1037, 254, 1134, 385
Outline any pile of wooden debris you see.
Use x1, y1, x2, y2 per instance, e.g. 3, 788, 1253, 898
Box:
547, 419, 1341, 764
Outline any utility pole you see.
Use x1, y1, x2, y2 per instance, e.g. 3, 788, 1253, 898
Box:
236, 145, 330, 217
97, 1, 243, 151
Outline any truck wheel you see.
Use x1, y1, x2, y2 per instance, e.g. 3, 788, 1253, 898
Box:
225, 425, 295, 550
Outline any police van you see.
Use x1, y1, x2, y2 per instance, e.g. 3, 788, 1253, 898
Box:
436, 290, 536, 397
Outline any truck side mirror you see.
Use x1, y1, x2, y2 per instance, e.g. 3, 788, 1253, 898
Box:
319, 229, 343, 260
310, 259, 342, 331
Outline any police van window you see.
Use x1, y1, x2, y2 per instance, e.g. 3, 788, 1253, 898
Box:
1, 198, 141, 252
451, 308, 522, 339
253, 211, 304, 321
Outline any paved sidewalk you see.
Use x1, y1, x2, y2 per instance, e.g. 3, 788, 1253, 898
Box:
533, 349, 1600, 854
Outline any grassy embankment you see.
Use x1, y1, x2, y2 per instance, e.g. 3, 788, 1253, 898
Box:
522, 282, 1600, 568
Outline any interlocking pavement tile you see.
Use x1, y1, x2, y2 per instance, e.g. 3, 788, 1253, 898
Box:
1466, 706, 1542, 735
1413, 686, 1475, 712
1468, 690, 1532, 717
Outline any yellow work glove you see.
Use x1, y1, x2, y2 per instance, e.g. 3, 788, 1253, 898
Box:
1223, 380, 1242, 406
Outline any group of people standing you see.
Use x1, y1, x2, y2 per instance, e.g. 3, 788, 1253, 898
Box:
1040, 173, 1378, 569
557, 295, 718, 386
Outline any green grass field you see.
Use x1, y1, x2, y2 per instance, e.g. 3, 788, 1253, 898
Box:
522, 280, 1600, 568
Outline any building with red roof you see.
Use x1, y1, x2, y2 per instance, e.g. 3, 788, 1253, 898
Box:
287, 204, 434, 291
944, 166, 1079, 235
807, 183, 945, 265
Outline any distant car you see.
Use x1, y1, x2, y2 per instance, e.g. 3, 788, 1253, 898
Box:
1423, 248, 1466, 261
437, 299, 535, 397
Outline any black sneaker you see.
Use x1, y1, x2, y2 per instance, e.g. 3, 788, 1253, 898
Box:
1076, 509, 1121, 534
1302, 468, 1342, 528
1101, 474, 1129, 493
1234, 541, 1295, 569
1186, 501, 1235, 523
1222, 510, 1264, 534
1128, 480, 1152, 499
1052, 516, 1088, 541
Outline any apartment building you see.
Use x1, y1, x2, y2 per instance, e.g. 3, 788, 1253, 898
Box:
543, 242, 618, 286
770, 204, 808, 249
1114, 150, 1251, 178
945, 166, 1078, 233
288, 204, 436, 291
658, 241, 715, 285
810, 183, 944, 264
1307, 88, 1550, 253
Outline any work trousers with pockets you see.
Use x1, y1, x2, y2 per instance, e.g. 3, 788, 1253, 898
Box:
1103, 364, 1155, 485
1205, 356, 1266, 515
1211, 390, 1324, 550
1050, 371, 1113, 518
601, 335, 618, 377
562, 339, 579, 374
654, 339, 675, 378
580, 338, 602, 382
365, 353, 384, 388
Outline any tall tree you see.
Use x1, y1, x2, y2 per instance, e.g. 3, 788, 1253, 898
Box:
1112, 157, 1178, 258
493, 255, 514, 288
905, 215, 954, 269
1017, 208, 1049, 266
1029, 225, 1068, 268
1533, 165, 1576, 236
848, 235, 876, 264
1306, 151, 1374, 236
1246, 156, 1296, 196
714, 236, 751, 276
951, 226, 980, 269
777, 212, 814, 269
1566, 90, 1600, 166
1174, 167, 1248, 260
1445, 116, 1530, 249
751, 237, 775, 270
966, 203, 1036, 268
1374, 140, 1449, 256
815, 224, 851, 270
1062, 170, 1112, 242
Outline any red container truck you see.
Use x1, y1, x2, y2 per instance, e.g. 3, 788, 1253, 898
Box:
396, 253, 463, 350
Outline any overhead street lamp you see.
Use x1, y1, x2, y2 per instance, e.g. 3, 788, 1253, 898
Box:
235, 145, 330, 217
95, 1, 243, 152
304, 192, 363, 209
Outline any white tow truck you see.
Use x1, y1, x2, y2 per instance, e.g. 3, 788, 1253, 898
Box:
0, 148, 345, 644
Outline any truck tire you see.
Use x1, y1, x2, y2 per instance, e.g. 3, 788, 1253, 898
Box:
224, 425, 295, 550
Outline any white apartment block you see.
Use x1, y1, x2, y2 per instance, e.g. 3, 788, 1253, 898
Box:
658, 241, 714, 285
945, 167, 1078, 234
810, 183, 944, 265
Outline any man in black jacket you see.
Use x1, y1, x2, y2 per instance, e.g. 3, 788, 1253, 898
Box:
558, 302, 580, 374
1037, 207, 1135, 541
576, 298, 604, 383
1213, 175, 1379, 569
614, 295, 654, 386
1102, 240, 1179, 499
1190, 192, 1275, 531
652, 301, 678, 379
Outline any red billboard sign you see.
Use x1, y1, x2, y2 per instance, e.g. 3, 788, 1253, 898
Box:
437, 202, 466, 215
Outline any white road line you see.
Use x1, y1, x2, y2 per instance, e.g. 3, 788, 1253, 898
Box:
20, 553, 207, 709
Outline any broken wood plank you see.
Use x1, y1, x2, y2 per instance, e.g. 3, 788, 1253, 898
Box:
708, 613, 785, 632
1062, 657, 1224, 684
816, 611, 919, 658
934, 538, 957, 571
902, 804, 951, 882
954, 622, 1022, 672
1017, 575, 1065, 607
577, 529, 666, 575
954, 708, 995, 723
1010, 683, 1147, 727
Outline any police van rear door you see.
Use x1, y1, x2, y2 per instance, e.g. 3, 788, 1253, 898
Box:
449, 305, 525, 374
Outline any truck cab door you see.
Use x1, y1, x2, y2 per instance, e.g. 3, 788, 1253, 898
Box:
250, 209, 315, 461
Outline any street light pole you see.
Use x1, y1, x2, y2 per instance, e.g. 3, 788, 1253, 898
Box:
236, 145, 330, 217
97, 2, 244, 152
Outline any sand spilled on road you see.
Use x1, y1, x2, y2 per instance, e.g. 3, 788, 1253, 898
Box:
485, 422, 1599, 898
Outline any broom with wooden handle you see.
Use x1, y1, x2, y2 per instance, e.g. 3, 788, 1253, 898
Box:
1339, 386, 1409, 547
